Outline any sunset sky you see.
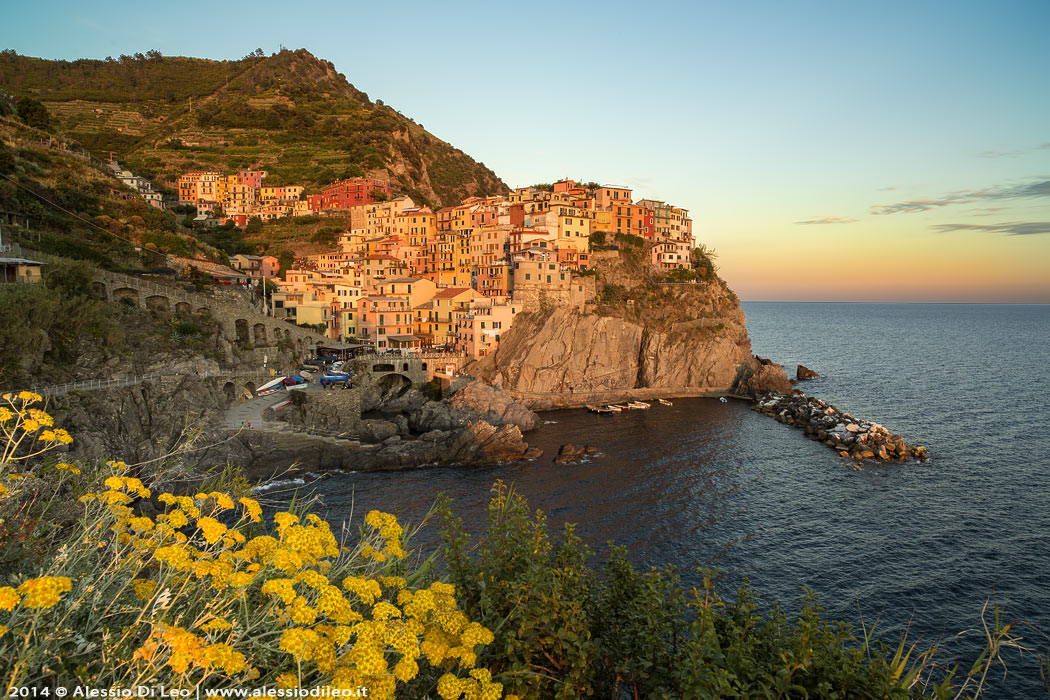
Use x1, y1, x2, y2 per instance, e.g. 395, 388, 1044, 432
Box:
4, 0, 1049, 302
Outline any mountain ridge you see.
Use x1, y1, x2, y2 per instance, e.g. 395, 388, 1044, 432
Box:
0, 48, 507, 207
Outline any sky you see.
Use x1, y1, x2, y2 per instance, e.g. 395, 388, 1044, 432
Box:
3, 0, 1050, 302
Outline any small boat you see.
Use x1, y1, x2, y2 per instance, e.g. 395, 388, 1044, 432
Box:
587, 405, 619, 415
719, 397, 728, 403
270, 399, 292, 411
657, 398, 673, 406
603, 404, 622, 413
256, 377, 286, 396
627, 401, 650, 410
609, 404, 630, 411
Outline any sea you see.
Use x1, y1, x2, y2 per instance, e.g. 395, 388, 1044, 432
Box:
275, 303, 1050, 697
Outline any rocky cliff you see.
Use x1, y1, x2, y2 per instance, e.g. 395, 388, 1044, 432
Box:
470, 270, 790, 404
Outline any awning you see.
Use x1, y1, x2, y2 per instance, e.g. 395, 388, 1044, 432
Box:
387, 335, 419, 343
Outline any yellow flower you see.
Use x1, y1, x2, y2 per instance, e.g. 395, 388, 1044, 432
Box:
275, 673, 299, 689
437, 674, 464, 700
279, 627, 319, 661
22, 419, 40, 432
197, 517, 228, 544
104, 476, 124, 490
17, 576, 72, 609
0, 586, 21, 611
199, 617, 233, 632
239, 497, 263, 523
53, 462, 81, 475
208, 492, 235, 511
229, 571, 254, 588
393, 658, 419, 682
274, 512, 299, 530
371, 601, 402, 620
131, 578, 158, 601
17, 391, 43, 403
0, 407, 13, 422
261, 578, 297, 605
0, 625, 7, 638
200, 642, 247, 674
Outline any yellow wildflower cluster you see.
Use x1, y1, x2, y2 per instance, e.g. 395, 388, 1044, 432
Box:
66, 477, 501, 694
1, 392, 73, 468
0, 577, 73, 611
362, 509, 406, 561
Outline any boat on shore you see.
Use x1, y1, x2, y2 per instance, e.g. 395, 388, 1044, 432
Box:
627, 401, 651, 410
587, 405, 620, 415
256, 377, 286, 396
657, 398, 673, 406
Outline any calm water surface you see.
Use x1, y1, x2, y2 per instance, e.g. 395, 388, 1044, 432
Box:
281, 303, 1050, 696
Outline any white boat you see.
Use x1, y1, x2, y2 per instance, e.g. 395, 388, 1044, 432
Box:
610, 404, 630, 410
587, 405, 619, 415
256, 377, 286, 396
657, 398, 673, 406
270, 399, 292, 411
719, 397, 728, 403
627, 401, 650, 410
286, 383, 308, 391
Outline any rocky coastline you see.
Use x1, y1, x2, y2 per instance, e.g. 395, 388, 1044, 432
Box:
752, 391, 928, 463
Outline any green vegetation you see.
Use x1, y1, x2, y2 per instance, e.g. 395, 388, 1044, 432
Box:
16, 96, 51, 131
435, 483, 1035, 699
0, 262, 120, 384
692, 243, 718, 280
0, 49, 508, 206
666, 267, 698, 283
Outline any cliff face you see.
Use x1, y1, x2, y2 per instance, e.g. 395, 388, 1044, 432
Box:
471, 275, 790, 401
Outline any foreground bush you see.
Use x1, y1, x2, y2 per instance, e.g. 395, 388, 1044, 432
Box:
0, 393, 503, 698
439, 484, 964, 699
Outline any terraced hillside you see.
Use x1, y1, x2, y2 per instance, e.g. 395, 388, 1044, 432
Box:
0, 49, 507, 207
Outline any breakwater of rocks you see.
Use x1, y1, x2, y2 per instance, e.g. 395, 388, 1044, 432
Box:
753, 391, 928, 462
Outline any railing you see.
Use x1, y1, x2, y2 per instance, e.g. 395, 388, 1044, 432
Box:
25, 369, 272, 398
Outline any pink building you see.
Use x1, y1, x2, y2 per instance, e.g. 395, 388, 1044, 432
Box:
454, 298, 521, 358
651, 240, 691, 270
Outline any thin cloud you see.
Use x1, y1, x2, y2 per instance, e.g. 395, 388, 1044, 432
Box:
1039, 143, 1050, 150
979, 150, 1021, 159
877, 185, 899, 191
968, 207, 1006, 217
794, 216, 859, 225
931, 221, 1050, 236
870, 178, 1050, 215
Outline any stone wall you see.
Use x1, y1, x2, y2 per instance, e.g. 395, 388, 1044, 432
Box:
510, 260, 596, 311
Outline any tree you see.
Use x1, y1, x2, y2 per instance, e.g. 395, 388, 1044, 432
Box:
245, 216, 263, 234
16, 96, 51, 131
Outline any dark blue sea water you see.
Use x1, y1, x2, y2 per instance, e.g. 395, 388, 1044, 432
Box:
285, 303, 1050, 697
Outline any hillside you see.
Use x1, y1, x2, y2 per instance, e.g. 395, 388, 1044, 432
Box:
0, 48, 507, 207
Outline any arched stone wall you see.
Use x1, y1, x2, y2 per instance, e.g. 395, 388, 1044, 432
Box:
253, 323, 268, 347
145, 295, 170, 312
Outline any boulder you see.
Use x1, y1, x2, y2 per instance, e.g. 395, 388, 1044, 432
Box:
448, 381, 538, 431
796, 364, 820, 380
446, 421, 530, 463
358, 419, 399, 444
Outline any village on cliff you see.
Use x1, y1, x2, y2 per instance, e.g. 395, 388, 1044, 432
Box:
170, 172, 698, 357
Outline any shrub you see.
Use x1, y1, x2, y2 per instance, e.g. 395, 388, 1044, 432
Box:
438, 483, 961, 699
0, 401, 504, 696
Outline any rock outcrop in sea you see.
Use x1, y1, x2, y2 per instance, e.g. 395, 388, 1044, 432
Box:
469, 269, 791, 405
753, 391, 927, 462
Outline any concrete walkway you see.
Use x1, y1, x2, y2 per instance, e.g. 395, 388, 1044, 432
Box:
224, 383, 324, 429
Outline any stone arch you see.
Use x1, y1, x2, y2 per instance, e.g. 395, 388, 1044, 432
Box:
112, 287, 139, 306
244, 381, 257, 397
253, 323, 268, 347
196, 307, 210, 316
222, 381, 236, 405
373, 363, 396, 373
145, 295, 170, 312
402, 363, 410, 372
421, 362, 427, 371
235, 319, 250, 348
91, 281, 107, 299
175, 302, 191, 316
377, 373, 412, 398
